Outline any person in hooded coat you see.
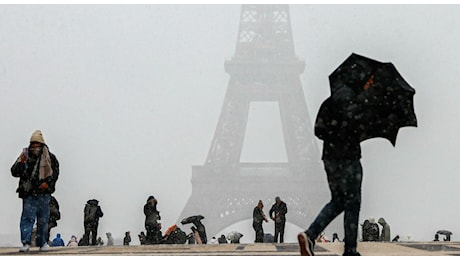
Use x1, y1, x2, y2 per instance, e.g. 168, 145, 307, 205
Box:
67, 235, 78, 247
51, 233, 64, 247
11, 130, 60, 252
144, 196, 162, 244
82, 199, 104, 246
298, 81, 365, 256
378, 217, 391, 242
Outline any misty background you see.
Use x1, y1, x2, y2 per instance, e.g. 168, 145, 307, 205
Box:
0, 4, 459, 246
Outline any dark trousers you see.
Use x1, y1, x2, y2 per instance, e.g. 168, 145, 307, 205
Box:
145, 223, 161, 244
274, 221, 286, 243
306, 159, 363, 251
253, 222, 264, 243
83, 225, 98, 246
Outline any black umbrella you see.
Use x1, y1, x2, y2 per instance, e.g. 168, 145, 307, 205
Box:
316, 53, 417, 146
180, 215, 205, 225
436, 230, 453, 236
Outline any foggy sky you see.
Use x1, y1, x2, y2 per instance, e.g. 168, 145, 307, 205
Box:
1, 4, 460, 245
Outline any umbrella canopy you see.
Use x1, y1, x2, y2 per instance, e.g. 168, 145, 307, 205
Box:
436, 230, 453, 236
180, 215, 204, 225
316, 53, 417, 146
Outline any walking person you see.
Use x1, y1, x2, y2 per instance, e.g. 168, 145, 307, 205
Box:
82, 199, 104, 246
144, 195, 162, 244
298, 83, 364, 256
11, 130, 60, 252
269, 196, 288, 243
252, 200, 269, 243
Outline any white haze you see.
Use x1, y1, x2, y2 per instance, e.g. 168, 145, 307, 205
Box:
1, 4, 459, 245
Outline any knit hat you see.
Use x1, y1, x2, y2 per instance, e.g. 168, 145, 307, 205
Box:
30, 130, 45, 144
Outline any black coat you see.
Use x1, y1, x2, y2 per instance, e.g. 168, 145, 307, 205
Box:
84, 199, 103, 227
269, 201, 287, 223
11, 147, 59, 198
315, 85, 362, 160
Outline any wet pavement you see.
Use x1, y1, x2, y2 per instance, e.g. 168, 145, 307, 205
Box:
1, 241, 460, 256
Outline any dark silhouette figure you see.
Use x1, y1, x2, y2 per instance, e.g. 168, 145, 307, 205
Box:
144, 196, 162, 244
47, 195, 61, 244
298, 83, 364, 256
123, 231, 131, 246
218, 234, 228, 244
82, 199, 104, 246
269, 196, 288, 243
433, 234, 440, 242
252, 200, 269, 243
332, 233, 342, 242
138, 231, 147, 245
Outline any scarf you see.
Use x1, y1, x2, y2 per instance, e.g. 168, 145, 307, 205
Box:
39, 146, 53, 180
17, 145, 54, 180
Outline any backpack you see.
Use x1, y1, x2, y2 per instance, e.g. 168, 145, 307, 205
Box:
84, 204, 98, 223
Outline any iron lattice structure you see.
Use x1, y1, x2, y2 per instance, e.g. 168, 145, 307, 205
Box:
178, 5, 339, 239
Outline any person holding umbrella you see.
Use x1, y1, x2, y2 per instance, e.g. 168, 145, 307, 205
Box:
297, 53, 417, 256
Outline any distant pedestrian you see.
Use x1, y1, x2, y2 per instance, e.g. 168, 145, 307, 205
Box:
138, 231, 147, 245
227, 231, 243, 244
252, 200, 269, 243
209, 237, 218, 245
106, 232, 114, 246
67, 235, 78, 247
123, 231, 131, 246
96, 237, 104, 246
47, 195, 61, 244
332, 233, 342, 242
368, 218, 380, 242
269, 196, 288, 243
144, 196, 162, 244
51, 233, 64, 247
82, 199, 104, 246
11, 130, 60, 252
218, 234, 228, 244
392, 235, 400, 242
378, 217, 391, 242
433, 234, 440, 242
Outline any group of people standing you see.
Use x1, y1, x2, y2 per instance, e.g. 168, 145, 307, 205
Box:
362, 217, 391, 242
252, 196, 287, 243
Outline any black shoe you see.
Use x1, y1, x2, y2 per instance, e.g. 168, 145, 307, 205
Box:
343, 249, 361, 256
297, 232, 315, 256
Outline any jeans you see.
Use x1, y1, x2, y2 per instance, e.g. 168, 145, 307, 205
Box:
20, 194, 51, 246
306, 159, 362, 250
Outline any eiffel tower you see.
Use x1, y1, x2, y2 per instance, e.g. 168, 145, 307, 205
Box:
178, 4, 336, 239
